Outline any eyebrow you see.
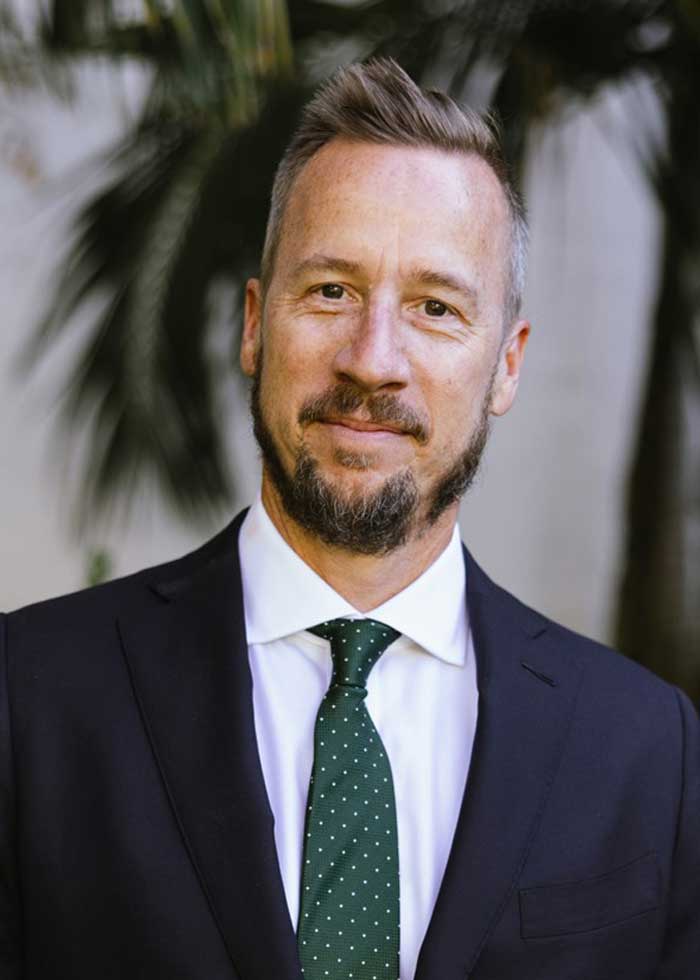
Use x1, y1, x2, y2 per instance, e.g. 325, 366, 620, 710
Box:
290, 254, 362, 279
407, 266, 480, 313
290, 253, 480, 313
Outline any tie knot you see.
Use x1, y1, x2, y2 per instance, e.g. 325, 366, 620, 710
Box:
308, 617, 401, 689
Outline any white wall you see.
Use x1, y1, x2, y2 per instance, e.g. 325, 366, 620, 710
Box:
0, 64, 660, 645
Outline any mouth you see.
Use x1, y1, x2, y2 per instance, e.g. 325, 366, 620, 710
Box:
317, 417, 410, 443
321, 416, 407, 435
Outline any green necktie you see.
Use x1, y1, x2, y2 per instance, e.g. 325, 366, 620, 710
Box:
297, 618, 401, 980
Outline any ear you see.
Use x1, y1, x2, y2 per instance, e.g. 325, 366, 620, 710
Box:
240, 278, 263, 377
490, 319, 530, 417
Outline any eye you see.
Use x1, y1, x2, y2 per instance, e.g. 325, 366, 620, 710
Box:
319, 283, 345, 300
424, 299, 449, 317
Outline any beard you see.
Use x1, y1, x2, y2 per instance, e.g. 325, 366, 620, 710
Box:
250, 350, 492, 556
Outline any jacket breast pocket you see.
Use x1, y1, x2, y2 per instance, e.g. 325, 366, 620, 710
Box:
519, 852, 662, 940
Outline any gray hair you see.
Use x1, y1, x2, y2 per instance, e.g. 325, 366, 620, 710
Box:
260, 58, 528, 327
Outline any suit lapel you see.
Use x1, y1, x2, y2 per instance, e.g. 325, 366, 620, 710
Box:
118, 513, 303, 980
415, 548, 584, 979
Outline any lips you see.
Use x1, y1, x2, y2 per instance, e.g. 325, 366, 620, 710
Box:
320, 417, 407, 436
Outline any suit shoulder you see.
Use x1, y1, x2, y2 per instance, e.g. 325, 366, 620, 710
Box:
4, 513, 243, 638
542, 609, 674, 696
481, 568, 682, 709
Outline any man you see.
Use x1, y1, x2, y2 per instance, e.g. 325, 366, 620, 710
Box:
1, 58, 698, 980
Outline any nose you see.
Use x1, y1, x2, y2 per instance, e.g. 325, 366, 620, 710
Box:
332, 296, 411, 392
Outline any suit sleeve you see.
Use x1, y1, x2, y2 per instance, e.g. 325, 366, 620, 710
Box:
0, 614, 22, 977
655, 687, 700, 977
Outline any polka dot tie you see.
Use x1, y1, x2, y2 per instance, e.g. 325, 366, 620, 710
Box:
297, 618, 401, 980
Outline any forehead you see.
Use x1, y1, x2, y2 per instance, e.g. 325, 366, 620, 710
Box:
275, 138, 510, 296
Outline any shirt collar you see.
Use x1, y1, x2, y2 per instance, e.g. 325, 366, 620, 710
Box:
238, 495, 468, 667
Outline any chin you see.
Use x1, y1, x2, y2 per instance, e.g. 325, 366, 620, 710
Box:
325, 454, 406, 489
330, 447, 375, 471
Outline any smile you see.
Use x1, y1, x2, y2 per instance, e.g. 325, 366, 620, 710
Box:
319, 418, 409, 441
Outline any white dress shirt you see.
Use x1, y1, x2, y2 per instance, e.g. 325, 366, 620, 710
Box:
238, 496, 479, 980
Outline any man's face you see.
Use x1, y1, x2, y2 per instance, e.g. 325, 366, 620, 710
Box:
241, 139, 528, 552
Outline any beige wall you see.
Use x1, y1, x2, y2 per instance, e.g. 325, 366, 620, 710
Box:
0, 65, 660, 645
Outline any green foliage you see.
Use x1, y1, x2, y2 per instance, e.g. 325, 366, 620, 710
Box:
85, 547, 114, 587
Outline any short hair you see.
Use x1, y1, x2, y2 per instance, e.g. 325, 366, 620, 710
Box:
260, 57, 528, 327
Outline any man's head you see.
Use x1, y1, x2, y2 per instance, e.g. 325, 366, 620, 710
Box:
241, 58, 530, 554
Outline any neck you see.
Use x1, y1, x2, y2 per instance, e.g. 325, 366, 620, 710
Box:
260, 474, 459, 612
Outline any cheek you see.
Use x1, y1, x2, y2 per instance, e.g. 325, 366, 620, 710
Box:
260, 325, 329, 421
267, 308, 331, 366
423, 371, 489, 450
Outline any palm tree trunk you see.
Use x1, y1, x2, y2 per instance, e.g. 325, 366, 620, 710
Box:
616, 51, 700, 702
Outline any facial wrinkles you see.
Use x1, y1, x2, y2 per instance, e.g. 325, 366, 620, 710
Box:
271, 144, 503, 421
377, 179, 496, 335
279, 143, 509, 329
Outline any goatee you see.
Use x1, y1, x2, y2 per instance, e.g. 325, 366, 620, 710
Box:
250, 354, 491, 555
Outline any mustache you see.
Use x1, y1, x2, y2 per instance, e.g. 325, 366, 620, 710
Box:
298, 384, 430, 445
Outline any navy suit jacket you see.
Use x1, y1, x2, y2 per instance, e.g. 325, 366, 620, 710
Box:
1, 510, 699, 978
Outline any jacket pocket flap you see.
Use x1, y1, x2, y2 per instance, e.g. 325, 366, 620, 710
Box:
519, 852, 661, 939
